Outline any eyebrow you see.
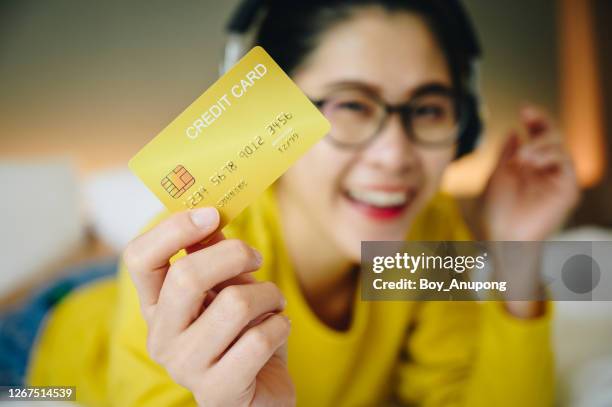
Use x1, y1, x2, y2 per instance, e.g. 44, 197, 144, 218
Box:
321, 80, 455, 99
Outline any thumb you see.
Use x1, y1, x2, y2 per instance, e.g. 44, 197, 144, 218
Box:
274, 337, 289, 364
497, 130, 520, 165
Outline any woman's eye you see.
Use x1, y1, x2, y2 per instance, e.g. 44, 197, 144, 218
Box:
414, 105, 446, 120
337, 101, 371, 114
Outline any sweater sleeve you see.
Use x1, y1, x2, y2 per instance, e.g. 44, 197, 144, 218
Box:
394, 193, 554, 406
392, 299, 554, 406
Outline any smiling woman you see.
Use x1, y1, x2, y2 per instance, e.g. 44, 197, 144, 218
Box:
17, 1, 580, 406
279, 8, 466, 256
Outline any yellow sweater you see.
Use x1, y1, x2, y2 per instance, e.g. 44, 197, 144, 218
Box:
27, 184, 554, 406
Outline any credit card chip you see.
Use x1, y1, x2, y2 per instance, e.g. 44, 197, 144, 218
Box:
161, 165, 195, 198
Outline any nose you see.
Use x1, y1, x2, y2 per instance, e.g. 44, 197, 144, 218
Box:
361, 112, 418, 173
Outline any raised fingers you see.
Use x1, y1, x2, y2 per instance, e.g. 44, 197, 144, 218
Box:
152, 239, 263, 339
214, 313, 291, 389
123, 207, 221, 310
515, 104, 571, 170
517, 142, 569, 170
187, 281, 286, 364
520, 105, 555, 138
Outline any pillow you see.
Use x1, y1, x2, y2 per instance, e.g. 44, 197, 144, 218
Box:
0, 160, 84, 297
82, 167, 164, 252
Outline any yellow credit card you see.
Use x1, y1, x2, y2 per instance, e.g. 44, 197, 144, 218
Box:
129, 46, 331, 228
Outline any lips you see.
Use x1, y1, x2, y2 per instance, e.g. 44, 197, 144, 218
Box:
343, 186, 417, 220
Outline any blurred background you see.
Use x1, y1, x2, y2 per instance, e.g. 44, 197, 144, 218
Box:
0, 1, 611, 405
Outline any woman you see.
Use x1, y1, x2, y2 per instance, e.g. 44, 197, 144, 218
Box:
26, 0, 579, 405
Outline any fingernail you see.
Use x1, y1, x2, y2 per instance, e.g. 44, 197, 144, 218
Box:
522, 105, 538, 118
252, 248, 263, 267
189, 207, 219, 229
518, 148, 532, 162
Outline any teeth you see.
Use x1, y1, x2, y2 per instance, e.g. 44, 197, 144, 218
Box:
347, 188, 409, 207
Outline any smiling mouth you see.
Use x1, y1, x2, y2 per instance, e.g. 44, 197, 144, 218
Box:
343, 187, 418, 220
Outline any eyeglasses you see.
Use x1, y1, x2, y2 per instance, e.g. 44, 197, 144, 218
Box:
310, 85, 468, 148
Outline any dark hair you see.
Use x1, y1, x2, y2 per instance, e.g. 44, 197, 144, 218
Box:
248, 0, 482, 158
254, 0, 474, 92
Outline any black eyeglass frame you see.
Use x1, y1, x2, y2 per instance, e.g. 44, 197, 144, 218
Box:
309, 85, 470, 149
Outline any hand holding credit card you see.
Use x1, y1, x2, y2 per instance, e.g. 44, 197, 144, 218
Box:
129, 46, 330, 229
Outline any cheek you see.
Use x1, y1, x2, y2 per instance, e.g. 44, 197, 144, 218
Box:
281, 140, 352, 207
417, 147, 455, 197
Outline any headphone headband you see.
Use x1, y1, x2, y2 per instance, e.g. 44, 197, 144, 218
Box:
226, 0, 265, 33
226, 0, 481, 60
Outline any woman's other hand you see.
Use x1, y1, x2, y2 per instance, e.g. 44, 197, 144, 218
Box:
480, 104, 581, 241
479, 105, 581, 318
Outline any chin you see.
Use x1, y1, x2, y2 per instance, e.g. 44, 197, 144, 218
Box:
334, 221, 413, 263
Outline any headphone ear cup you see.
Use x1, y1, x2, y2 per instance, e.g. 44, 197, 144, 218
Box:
455, 93, 482, 159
